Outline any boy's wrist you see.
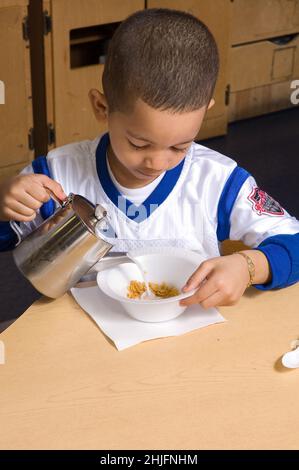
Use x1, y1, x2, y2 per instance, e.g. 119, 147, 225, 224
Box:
235, 249, 271, 286
235, 251, 255, 287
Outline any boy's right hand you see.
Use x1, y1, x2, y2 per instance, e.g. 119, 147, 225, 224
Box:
0, 174, 67, 222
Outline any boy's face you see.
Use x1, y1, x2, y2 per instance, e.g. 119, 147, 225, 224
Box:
89, 91, 214, 188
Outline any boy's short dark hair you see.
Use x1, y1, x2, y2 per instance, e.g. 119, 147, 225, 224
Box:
102, 8, 219, 113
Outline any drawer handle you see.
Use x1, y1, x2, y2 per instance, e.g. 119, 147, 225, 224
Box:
269, 33, 298, 46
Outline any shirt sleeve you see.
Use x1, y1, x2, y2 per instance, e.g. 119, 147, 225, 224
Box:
225, 173, 299, 289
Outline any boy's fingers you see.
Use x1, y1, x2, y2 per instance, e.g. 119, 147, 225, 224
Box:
37, 175, 67, 201
200, 290, 240, 309
180, 282, 218, 307
5, 208, 36, 222
8, 199, 37, 217
26, 185, 53, 204
199, 290, 224, 310
182, 260, 213, 292
17, 191, 45, 209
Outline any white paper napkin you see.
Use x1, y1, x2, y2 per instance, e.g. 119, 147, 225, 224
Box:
71, 285, 226, 350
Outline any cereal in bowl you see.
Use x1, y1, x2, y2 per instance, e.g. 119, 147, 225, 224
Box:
127, 280, 180, 299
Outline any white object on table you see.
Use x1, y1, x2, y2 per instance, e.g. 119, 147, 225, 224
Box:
96, 247, 205, 323
71, 284, 225, 351
282, 340, 299, 368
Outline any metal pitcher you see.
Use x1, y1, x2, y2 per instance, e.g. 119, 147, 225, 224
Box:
11, 193, 113, 298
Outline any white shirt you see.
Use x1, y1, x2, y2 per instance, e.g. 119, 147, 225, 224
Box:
19, 133, 299, 258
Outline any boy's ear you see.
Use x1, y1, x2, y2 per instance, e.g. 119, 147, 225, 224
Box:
88, 89, 108, 121
207, 98, 215, 110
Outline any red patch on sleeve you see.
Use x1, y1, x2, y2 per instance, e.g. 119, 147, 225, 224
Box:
248, 187, 284, 216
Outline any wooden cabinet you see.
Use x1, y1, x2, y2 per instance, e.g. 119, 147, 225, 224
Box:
229, 35, 299, 121
42, 0, 231, 149
228, 0, 299, 121
2, 0, 297, 175
231, 0, 299, 45
148, 0, 232, 141
0, 0, 231, 174
0, 0, 33, 181
44, 0, 144, 147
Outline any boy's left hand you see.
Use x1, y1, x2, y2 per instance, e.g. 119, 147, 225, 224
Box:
180, 254, 251, 309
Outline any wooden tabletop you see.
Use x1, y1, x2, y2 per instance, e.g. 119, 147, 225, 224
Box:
0, 283, 299, 450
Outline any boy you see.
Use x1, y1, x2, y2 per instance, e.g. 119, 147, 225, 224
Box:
0, 8, 298, 309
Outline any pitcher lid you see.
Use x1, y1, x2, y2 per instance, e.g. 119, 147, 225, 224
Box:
71, 194, 106, 234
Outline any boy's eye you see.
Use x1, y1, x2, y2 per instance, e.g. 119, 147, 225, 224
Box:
128, 141, 148, 150
128, 140, 188, 153
172, 147, 188, 153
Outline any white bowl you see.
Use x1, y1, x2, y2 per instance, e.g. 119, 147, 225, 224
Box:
97, 247, 206, 322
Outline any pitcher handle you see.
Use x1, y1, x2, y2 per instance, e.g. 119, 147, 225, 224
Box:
10, 191, 70, 246
10, 221, 23, 246
46, 189, 70, 208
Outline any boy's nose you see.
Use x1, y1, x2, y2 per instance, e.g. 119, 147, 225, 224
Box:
143, 156, 168, 173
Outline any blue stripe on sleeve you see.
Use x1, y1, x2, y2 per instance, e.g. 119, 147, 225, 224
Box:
217, 166, 251, 242
254, 233, 299, 290
32, 155, 55, 220
0, 221, 18, 251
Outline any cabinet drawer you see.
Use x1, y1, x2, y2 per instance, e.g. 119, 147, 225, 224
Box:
231, 0, 299, 45
228, 81, 298, 122
230, 35, 299, 92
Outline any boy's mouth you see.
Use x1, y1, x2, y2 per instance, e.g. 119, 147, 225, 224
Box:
137, 169, 163, 178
